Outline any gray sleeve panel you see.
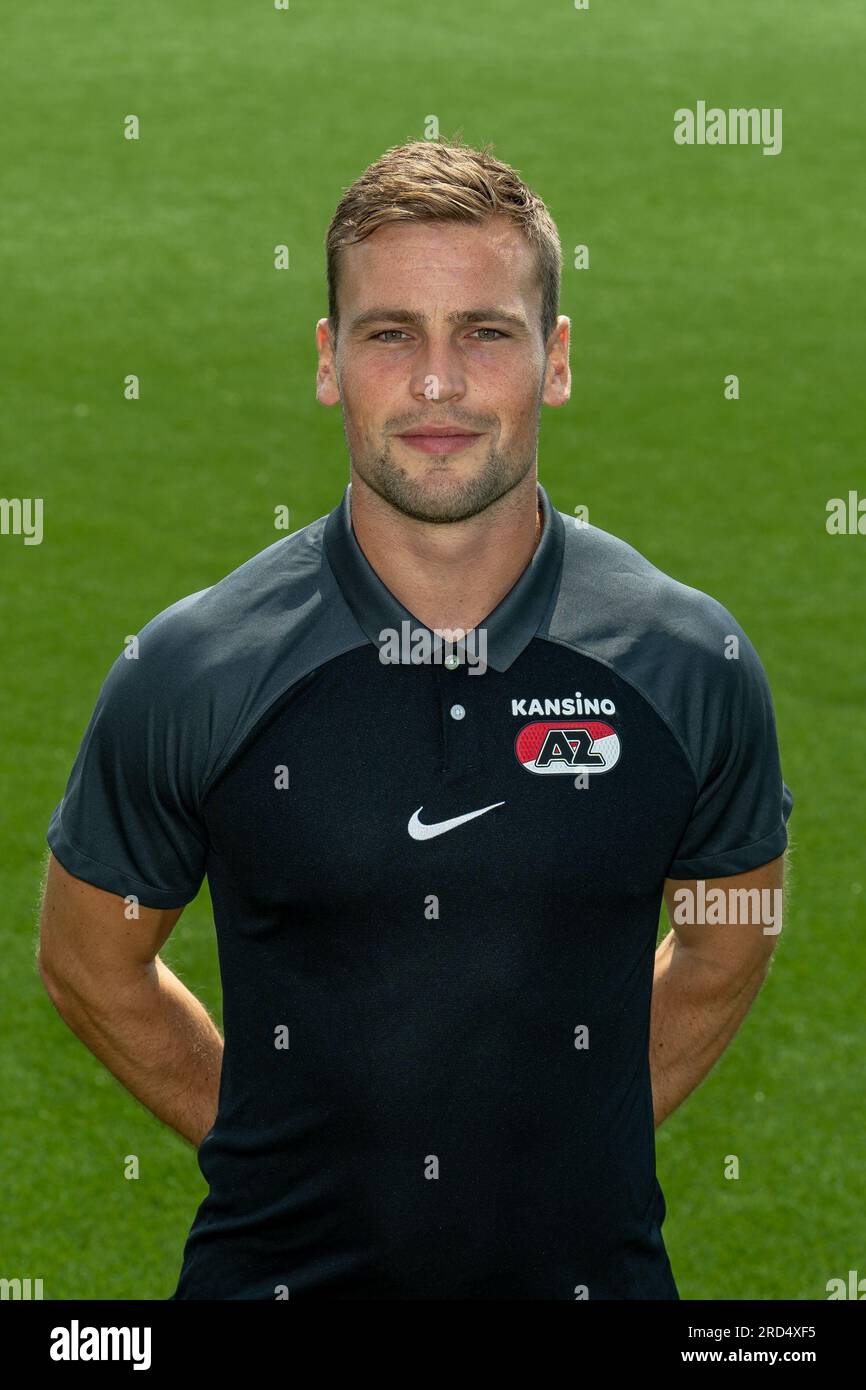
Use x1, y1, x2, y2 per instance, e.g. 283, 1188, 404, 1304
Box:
47, 516, 368, 908
543, 516, 794, 879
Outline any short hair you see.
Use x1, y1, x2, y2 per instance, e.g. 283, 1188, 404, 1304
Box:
325, 137, 562, 347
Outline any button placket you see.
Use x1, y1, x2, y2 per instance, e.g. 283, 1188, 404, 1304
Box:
434, 655, 473, 777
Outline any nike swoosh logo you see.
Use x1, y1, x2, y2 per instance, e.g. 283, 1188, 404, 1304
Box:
407, 802, 505, 841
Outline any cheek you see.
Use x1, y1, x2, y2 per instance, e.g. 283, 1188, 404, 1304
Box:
491, 368, 544, 430
341, 357, 402, 414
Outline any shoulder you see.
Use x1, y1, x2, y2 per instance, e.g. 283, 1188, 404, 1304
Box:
545, 512, 774, 781
132, 514, 332, 686
88, 513, 362, 793
549, 514, 746, 665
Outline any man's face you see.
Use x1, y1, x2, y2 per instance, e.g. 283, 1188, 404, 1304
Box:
316, 215, 570, 523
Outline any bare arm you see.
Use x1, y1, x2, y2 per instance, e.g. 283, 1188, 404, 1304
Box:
37, 852, 222, 1147
650, 853, 786, 1128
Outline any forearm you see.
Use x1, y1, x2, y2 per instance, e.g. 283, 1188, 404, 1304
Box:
650, 929, 772, 1129
41, 957, 222, 1147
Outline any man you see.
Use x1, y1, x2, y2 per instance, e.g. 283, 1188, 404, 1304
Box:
39, 138, 793, 1300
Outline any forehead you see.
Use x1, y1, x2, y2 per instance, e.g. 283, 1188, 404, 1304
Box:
337, 215, 538, 311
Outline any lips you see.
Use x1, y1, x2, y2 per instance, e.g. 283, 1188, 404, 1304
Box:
396, 428, 482, 455
399, 427, 479, 436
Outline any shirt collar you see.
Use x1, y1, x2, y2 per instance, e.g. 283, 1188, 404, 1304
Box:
322, 480, 565, 672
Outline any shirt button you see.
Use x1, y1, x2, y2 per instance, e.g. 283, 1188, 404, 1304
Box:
450, 704, 466, 720
444, 653, 460, 670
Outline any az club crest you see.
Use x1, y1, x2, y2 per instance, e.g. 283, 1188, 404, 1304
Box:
515, 721, 621, 775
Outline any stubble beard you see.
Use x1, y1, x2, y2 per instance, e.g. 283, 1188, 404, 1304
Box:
344, 391, 545, 525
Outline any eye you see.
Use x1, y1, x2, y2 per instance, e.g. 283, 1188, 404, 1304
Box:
370, 327, 509, 343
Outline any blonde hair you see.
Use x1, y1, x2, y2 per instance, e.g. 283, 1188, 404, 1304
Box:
326, 137, 561, 346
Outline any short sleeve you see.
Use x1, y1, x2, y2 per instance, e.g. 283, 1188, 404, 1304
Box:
666, 626, 794, 879
47, 620, 210, 909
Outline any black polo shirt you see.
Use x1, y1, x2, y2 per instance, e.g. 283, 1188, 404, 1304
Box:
47, 481, 793, 1300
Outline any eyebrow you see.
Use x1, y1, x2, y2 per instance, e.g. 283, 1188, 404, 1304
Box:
348, 306, 530, 334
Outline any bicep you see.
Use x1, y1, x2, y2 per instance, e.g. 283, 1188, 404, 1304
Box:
662, 852, 786, 977
37, 851, 185, 992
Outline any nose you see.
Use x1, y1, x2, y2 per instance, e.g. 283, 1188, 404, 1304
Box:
409, 340, 467, 406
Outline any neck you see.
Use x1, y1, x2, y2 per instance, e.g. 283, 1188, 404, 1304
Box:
348, 472, 543, 634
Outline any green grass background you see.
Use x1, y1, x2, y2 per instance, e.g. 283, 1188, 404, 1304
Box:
1, 0, 863, 1299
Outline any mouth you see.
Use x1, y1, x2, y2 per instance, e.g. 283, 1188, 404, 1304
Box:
396, 428, 484, 456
